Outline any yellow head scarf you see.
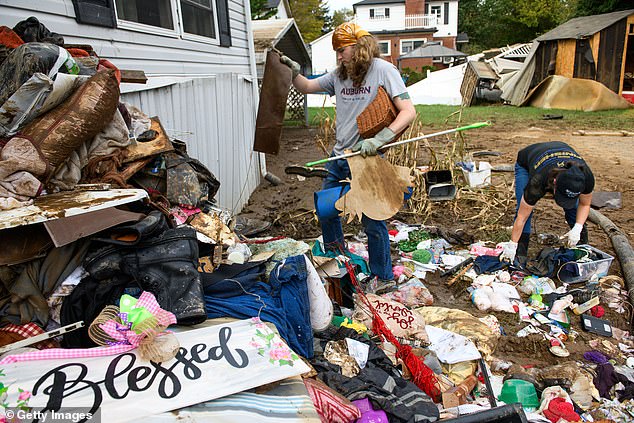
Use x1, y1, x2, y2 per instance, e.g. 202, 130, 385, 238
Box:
332, 22, 371, 51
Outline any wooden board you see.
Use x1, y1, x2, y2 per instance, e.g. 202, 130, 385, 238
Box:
0, 188, 147, 230
335, 154, 412, 223
123, 117, 174, 163
556, 39, 576, 78
120, 69, 148, 84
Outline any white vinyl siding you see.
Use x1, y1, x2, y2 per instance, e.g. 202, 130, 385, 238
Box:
0, 0, 261, 212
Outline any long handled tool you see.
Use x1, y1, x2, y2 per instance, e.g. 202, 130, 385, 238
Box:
305, 121, 491, 167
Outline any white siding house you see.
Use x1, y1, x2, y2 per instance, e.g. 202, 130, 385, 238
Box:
309, 31, 336, 75
0, 0, 262, 214
355, 3, 407, 32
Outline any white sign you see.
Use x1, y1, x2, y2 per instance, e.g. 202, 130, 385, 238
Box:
1, 319, 309, 422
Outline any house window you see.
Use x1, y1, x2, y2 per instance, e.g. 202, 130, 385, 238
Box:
116, 0, 174, 30
114, 0, 219, 42
430, 5, 442, 21
378, 41, 391, 56
181, 0, 216, 38
370, 8, 389, 19
432, 56, 442, 63
401, 39, 426, 54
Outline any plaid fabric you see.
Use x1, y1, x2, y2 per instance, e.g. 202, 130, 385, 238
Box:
0, 322, 58, 350
0, 344, 136, 365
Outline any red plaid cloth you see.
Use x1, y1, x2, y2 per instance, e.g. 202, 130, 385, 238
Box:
0, 322, 59, 350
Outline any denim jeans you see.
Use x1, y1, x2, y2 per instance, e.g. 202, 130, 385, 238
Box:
320, 158, 393, 280
514, 162, 578, 234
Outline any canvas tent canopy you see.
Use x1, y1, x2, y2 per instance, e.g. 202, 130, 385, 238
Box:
501, 9, 634, 105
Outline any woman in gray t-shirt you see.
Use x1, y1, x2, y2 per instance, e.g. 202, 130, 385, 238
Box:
280, 22, 416, 283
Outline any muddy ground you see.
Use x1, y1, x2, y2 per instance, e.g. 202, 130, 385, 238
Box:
240, 118, 634, 366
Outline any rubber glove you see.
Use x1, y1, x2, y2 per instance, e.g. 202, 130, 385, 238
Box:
352, 127, 396, 157
563, 223, 583, 248
280, 55, 300, 79
499, 241, 518, 263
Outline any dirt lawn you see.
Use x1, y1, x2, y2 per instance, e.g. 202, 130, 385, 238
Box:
240, 121, 634, 366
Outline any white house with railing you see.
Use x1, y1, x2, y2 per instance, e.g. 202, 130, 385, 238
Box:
353, 0, 460, 70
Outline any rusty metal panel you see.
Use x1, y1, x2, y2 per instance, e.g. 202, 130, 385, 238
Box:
597, 18, 628, 92
253, 50, 292, 155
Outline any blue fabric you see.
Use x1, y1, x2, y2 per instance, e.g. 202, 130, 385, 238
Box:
204, 256, 314, 358
515, 162, 579, 234
473, 255, 509, 274
320, 157, 393, 280
269, 255, 313, 359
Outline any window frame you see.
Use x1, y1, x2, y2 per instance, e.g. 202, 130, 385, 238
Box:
430, 5, 442, 21
400, 38, 427, 55
378, 40, 391, 56
113, 0, 220, 45
369, 7, 387, 19
178, 0, 220, 44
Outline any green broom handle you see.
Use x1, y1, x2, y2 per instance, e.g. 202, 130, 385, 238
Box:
304, 121, 491, 167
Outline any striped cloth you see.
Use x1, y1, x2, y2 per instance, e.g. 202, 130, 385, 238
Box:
139, 376, 321, 422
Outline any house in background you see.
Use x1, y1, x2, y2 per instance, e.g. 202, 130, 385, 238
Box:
310, 0, 461, 75
264, 0, 292, 19
0, 0, 262, 213
354, 0, 460, 70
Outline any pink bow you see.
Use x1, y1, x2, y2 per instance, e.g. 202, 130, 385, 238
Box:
100, 291, 177, 347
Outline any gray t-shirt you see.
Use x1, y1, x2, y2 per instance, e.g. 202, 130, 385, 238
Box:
317, 58, 408, 156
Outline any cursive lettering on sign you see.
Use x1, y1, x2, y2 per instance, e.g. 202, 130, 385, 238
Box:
31, 326, 248, 421
372, 300, 415, 330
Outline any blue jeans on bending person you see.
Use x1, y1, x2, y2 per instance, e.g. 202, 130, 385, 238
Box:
514, 162, 579, 234
320, 158, 394, 280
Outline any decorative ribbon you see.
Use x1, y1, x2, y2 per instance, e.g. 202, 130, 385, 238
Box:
101, 291, 177, 347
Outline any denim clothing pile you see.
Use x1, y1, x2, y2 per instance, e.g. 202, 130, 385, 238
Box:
204, 255, 314, 358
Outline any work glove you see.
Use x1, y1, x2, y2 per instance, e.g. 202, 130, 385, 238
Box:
352, 127, 396, 157
563, 223, 583, 248
280, 55, 300, 79
499, 241, 518, 263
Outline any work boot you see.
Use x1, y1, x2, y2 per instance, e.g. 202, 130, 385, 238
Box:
366, 276, 396, 295
121, 226, 206, 325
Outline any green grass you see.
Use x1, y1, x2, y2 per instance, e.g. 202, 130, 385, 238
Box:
286, 104, 634, 130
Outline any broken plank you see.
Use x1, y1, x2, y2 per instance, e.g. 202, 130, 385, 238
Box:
120, 69, 148, 84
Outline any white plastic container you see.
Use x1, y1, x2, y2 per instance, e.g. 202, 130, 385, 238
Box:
557, 245, 614, 284
462, 161, 492, 187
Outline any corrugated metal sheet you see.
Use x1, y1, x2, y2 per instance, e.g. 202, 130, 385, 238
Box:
121, 75, 261, 213
536, 9, 634, 41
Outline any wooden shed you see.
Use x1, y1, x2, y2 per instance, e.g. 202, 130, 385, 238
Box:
532, 9, 634, 95
502, 9, 634, 105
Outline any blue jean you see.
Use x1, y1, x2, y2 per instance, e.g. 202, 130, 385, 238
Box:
514, 163, 578, 234
320, 158, 393, 280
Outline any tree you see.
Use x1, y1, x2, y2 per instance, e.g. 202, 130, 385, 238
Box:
331, 8, 355, 29
251, 0, 277, 20
573, 0, 632, 17
458, 0, 574, 54
288, 0, 329, 43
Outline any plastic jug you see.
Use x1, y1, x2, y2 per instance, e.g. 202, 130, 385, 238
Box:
352, 398, 389, 423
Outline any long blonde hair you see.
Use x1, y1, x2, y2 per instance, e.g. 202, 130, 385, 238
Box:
337, 35, 381, 87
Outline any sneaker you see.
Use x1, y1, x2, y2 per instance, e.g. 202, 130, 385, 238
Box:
233, 216, 271, 237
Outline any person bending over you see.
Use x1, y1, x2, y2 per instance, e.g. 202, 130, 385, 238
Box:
500, 141, 594, 264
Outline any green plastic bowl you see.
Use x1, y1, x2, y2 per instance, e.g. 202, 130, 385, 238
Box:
498, 379, 540, 410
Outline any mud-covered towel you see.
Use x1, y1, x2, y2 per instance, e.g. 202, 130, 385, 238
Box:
0, 69, 119, 206
49, 108, 130, 191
